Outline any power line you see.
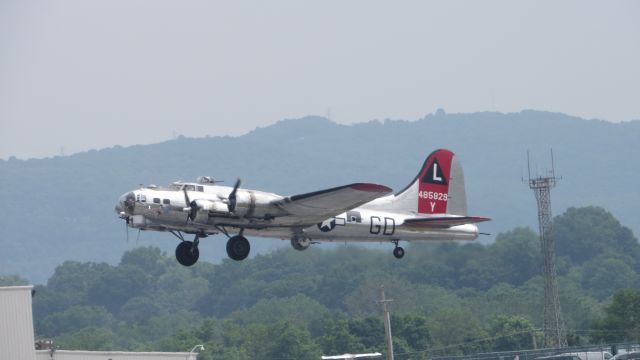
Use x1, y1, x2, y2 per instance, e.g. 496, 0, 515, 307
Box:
390, 327, 630, 358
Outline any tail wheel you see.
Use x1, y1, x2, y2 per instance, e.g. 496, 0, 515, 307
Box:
175, 241, 199, 266
291, 236, 311, 251
226, 235, 250, 261
393, 246, 405, 259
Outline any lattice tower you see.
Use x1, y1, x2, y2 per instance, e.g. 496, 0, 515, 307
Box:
528, 151, 568, 348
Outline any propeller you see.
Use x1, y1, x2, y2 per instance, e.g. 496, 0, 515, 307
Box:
227, 178, 242, 213
125, 216, 130, 243
118, 208, 131, 243
183, 186, 197, 222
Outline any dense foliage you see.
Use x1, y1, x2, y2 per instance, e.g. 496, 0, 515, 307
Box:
2, 206, 637, 359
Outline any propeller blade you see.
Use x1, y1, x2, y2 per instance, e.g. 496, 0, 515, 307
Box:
125, 218, 129, 243
189, 200, 198, 221
228, 178, 242, 213
183, 187, 196, 221
183, 187, 190, 207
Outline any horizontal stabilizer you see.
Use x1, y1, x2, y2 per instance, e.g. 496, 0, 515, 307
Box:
403, 216, 490, 228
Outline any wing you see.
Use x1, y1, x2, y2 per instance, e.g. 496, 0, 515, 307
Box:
271, 183, 391, 225
402, 215, 490, 228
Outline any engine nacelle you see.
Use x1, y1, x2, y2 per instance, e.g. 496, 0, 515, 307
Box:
184, 191, 257, 222
194, 199, 228, 213
228, 191, 254, 217
186, 199, 230, 224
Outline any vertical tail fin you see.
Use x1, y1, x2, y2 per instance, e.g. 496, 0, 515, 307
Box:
387, 149, 468, 215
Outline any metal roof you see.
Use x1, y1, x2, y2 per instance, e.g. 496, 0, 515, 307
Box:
36, 350, 197, 360
0, 285, 37, 360
1, 285, 198, 360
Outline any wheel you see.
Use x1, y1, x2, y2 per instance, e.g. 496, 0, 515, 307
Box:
175, 241, 199, 266
393, 246, 405, 259
290, 236, 311, 251
226, 235, 251, 261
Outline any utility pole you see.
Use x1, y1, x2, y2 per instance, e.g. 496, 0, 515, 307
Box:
376, 286, 394, 360
526, 150, 567, 348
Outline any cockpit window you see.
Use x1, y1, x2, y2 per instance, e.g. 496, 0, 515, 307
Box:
196, 186, 204, 192
136, 194, 147, 202
183, 185, 196, 191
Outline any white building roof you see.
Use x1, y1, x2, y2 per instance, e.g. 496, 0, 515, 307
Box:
1, 285, 198, 360
36, 350, 197, 360
0, 285, 37, 360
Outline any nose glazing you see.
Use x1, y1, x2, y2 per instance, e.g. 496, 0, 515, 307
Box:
114, 201, 123, 213
115, 192, 136, 215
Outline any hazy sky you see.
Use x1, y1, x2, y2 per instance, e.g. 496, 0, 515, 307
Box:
1, 1, 639, 159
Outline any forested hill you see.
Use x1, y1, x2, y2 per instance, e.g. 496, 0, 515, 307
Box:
1, 110, 639, 282
2, 206, 639, 359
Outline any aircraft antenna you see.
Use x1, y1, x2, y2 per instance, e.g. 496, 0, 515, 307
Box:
376, 286, 395, 360
526, 150, 567, 348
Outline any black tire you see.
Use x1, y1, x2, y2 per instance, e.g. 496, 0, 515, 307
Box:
175, 241, 199, 266
290, 236, 311, 251
393, 246, 405, 259
226, 235, 251, 261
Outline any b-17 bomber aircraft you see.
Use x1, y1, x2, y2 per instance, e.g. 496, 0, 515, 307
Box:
114, 149, 489, 266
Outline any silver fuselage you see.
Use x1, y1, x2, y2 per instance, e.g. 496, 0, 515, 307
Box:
115, 183, 479, 244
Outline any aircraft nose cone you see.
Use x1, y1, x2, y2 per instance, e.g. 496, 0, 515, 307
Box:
116, 192, 136, 215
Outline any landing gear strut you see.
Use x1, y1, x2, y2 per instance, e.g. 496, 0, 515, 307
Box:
226, 234, 250, 261
392, 241, 405, 259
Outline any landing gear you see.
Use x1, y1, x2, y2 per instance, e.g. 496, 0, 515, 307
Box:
175, 240, 199, 266
226, 235, 250, 261
290, 236, 311, 251
171, 231, 204, 266
392, 241, 405, 259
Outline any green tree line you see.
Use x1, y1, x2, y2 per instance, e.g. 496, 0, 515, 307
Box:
2, 206, 639, 359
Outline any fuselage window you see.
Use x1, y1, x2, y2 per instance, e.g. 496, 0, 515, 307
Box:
163, 199, 170, 205
153, 198, 161, 204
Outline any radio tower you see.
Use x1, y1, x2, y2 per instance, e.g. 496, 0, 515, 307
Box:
527, 150, 567, 349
